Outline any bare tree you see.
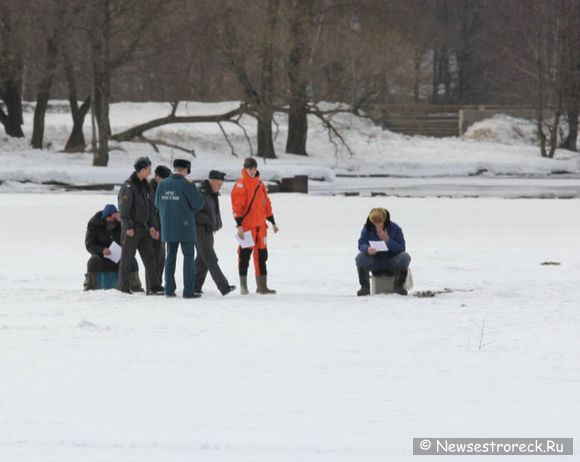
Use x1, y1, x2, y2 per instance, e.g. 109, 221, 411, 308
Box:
84, 0, 170, 166
257, 0, 281, 159
285, 0, 315, 156
62, 35, 91, 152
216, 0, 281, 159
30, 0, 73, 149
0, 0, 25, 138
487, 0, 579, 157
560, 3, 580, 151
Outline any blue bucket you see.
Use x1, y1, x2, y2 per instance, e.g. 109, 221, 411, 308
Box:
96, 271, 118, 290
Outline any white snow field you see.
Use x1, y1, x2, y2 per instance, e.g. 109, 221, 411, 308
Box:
0, 193, 579, 461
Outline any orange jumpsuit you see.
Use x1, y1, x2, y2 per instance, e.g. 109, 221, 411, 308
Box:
231, 169, 275, 276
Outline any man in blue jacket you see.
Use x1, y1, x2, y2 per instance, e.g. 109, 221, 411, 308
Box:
356, 207, 411, 296
155, 159, 205, 298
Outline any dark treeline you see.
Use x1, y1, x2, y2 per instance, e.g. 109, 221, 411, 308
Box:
1, 0, 579, 164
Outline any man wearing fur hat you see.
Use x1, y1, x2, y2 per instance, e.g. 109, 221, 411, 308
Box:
194, 170, 236, 296
117, 156, 163, 295
155, 159, 205, 298
149, 165, 172, 291
356, 207, 411, 296
83, 204, 143, 291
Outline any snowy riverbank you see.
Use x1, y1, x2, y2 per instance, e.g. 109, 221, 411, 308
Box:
1, 102, 580, 195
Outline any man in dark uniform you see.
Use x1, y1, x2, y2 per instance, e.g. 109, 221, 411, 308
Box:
83, 204, 143, 291
149, 165, 172, 292
117, 156, 163, 295
155, 159, 205, 298
194, 170, 236, 296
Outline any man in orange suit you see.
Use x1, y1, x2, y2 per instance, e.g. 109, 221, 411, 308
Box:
231, 157, 279, 295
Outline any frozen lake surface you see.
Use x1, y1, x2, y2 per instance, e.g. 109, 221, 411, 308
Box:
0, 193, 578, 461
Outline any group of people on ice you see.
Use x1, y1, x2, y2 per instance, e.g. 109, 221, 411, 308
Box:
84, 156, 411, 297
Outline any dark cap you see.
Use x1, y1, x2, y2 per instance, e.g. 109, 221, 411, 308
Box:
243, 157, 257, 169
209, 170, 226, 180
133, 156, 152, 172
173, 158, 191, 174
154, 165, 171, 179
101, 203, 118, 218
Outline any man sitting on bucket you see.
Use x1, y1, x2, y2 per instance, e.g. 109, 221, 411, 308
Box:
84, 204, 143, 291
355, 207, 411, 296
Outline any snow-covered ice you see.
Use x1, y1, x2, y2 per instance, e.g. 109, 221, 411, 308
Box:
1, 193, 578, 461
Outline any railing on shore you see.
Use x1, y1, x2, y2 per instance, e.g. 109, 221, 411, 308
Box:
363, 104, 537, 138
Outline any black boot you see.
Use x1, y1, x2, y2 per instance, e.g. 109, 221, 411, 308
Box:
394, 269, 408, 296
357, 268, 370, 296
220, 285, 236, 296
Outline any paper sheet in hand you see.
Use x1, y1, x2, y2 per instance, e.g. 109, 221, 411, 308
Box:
369, 240, 388, 252
104, 241, 122, 264
236, 231, 255, 249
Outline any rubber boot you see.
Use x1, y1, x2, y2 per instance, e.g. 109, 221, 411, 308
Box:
256, 275, 276, 294
240, 276, 249, 295
83, 272, 97, 291
394, 269, 408, 296
129, 271, 144, 293
357, 268, 370, 296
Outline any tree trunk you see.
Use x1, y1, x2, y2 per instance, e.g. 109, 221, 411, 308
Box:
90, 0, 112, 167
413, 48, 422, 102
432, 0, 451, 104
256, 0, 279, 159
65, 96, 91, 152
93, 76, 111, 166
562, 107, 579, 151
257, 108, 275, 159
548, 110, 561, 158
31, 35, 59, 149
0, 80, 24, 138
0, 1, 24, 138
62, 40, 90, 152
285, 0, 312, 156
538, 119, 547, 158
286, 105, 308, 155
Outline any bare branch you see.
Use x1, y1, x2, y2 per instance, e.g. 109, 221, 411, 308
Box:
170, 101, 179, 117
111, 104, 246, 141
217, 121, 238, 157
135, 135, 196, 157
272, 113, 280, 141
225, 119, 254, 157
307, 104, 355, 157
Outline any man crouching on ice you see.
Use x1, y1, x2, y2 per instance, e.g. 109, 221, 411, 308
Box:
355, 207, 411, 296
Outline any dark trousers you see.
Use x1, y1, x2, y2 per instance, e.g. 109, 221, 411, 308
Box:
165, 241, 195, 297
152, 236, 165, 289
195, 226, 229, 293
355, 251, 411, 275
238, 248, 268, 276
88, 255, 137, 273
119, 226, 159, 292
238, 226, 268, 276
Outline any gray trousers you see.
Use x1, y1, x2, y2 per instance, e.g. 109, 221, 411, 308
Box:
119, 225, 159, 292
194, 225, 229, 293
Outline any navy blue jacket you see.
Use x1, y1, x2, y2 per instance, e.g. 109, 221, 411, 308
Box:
155, 174, 205, 243
358, 219, 406, 257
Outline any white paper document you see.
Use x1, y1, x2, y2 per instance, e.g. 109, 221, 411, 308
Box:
104, 241, 122, 264
369, 240, 388, 252
236, 231, 255, 249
